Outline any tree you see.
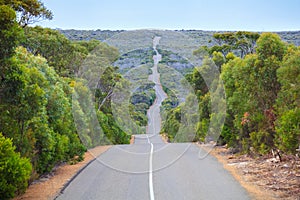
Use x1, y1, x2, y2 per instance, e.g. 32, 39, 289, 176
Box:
235, 31, 260, 57
0, 47, 86, 174
196, 31, 260, 59
0, 5, 23, 60
212, 51, 226, 71
4, 0, 53, 27
250, 33, 285, 112
218, 33, 288, 153
275, 46, 300, 153
22, 26, 81, 76
0, 0, 89, 190
22, 27, 120, 77
96, 66, 121, 111
256, 33, 285, 61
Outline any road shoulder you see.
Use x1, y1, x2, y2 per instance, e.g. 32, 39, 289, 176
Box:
197, 144, 299, 200
14, 145, 111, 200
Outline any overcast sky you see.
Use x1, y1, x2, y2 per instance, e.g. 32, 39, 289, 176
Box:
37, 0, 300, 31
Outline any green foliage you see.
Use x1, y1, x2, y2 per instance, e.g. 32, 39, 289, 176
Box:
186, 65, 208, 96
196, 31, 260, 58
250, 131, 272, 154
0, 0, 97, 196
73, 75, 130, 146
0, 5, 23, 59
217, 34, 283, 151
74, 39, 101, 52
0, 133, 32, 199
193, 92, 214, 143
196, 118, 209, 142
216, 33, 300, 155
212, 51, 225, 70
275, 108, 300, 153
2, 3, 300, 197
175, 32, 299, 156
161, 90, 198, 143
22, 26, 85, 76
276, 46, 300, 111
7, 0, 53, 27
256, 33, 285, 61
161, 107, 181, 142
161, 86, 179, 111
97, 111, 130, 144
130, 84, 156, 126
22, 26, 118, 77
274, 46, 300, 153
161, 54, 222, 143
0, 47, 86, 175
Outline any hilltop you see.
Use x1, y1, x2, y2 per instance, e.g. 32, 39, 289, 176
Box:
59, 29, 300, 46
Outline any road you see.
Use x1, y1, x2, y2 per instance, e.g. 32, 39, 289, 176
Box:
56, 37, 250, 200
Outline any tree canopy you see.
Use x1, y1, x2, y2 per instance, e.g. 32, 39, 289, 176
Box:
3, 0, 53, 27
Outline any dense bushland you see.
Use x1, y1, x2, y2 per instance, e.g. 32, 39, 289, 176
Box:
162, 32, 300, 156
0, 1, 130, 198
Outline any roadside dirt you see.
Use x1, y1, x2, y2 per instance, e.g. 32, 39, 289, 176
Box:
200, 144, 300, 200
14, 139, 299, 200
130, 135, 135, 144
160, 133, 169, 143
14, 145, 111, 200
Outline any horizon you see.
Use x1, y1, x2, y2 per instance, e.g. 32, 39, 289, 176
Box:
52, 27, 300, 32
37, 0, 300, 32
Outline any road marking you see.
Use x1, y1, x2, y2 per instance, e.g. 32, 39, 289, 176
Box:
147, 36, 164, 200
152, 108, 156, 135
149, 142, 155, 200
146, 134, 150, 144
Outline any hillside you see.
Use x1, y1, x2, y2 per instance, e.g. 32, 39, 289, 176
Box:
59, 29, 300, 46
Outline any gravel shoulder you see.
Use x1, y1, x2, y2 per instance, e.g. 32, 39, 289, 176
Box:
14, 145, 111, 200
199, 144, 300, 200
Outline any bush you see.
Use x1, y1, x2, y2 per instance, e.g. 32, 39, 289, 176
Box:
250, 131, 272, 154
161, 107, 181, 142
275, 108, 300, 154
0, 133, 32, 199
196, 119, 209, 142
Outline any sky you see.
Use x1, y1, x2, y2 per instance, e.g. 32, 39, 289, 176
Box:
37, 0, 300, 31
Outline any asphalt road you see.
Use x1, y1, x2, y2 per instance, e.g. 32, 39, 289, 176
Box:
56, 139, 250, 200
56, 37, 250, 200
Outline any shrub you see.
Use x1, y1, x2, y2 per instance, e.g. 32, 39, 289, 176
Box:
250, 131, 272, 154
0, 133, 32, 199
275, 108, 300, 154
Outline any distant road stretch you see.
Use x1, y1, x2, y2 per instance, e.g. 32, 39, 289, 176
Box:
56, 37, 250, 200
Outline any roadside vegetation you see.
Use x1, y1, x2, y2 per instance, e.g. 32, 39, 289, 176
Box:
1, 1, 299, 199
130, 83, 156, 127
162, 31, 300, 157
0, 1, 129, 198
